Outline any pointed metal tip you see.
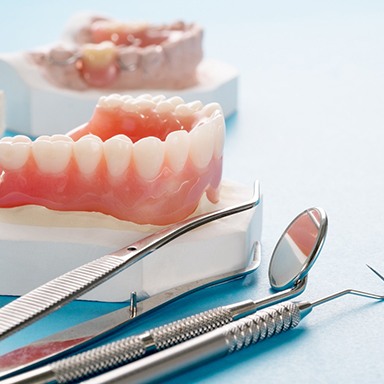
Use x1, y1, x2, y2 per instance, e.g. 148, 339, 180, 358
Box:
366, 264, 384, 282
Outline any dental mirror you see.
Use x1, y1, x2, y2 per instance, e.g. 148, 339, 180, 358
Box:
268, 207, 328, 291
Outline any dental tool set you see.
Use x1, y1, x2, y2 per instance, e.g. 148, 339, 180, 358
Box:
80, 268, 384, 384
0, 194, 382, 383
0, 205, 327, 383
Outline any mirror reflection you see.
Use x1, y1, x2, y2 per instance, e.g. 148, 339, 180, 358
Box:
269, 207, 327, 290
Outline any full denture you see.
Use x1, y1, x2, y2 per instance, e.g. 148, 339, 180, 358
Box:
0, 95, 225, 225
28, 15, 203, 90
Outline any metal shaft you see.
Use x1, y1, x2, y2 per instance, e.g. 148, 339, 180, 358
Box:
2, 277, 307, 384
80, 302, 301, 384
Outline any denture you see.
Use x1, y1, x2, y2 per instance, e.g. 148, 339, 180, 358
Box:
0, 95, 225, 225
28, 15, 203, 90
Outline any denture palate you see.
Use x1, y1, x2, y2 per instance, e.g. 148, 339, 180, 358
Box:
0, 95, 225, 225
29, 17, 203, 90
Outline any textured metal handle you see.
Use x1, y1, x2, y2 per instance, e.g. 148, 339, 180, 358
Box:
150, 306, 233, 349
0, 255, 125, 340
66, 302, 302, 384
223, 302, 301, 353
48, 306, 232, 383
51, 336, 146, 384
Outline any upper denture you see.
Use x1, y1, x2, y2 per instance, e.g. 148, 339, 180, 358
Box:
0, 95, 225, 225
29, 16, 203, 90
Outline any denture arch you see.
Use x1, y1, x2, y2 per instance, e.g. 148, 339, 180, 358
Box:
29, 15, 203, 90
0, 94, 225, 225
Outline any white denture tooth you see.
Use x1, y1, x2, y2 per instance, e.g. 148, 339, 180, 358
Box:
133, 137, 165, 180
154, 101, 175, 113
165, 130, 190, 173
36, 135, 51, 142
51, 134, 74, 143
10, 135, 32, 144
121, 94, 134, 102
189, 122, 215, 169
103, 94, 124, 108
0, 141, 31, 170
137, 94, 153, 100
32, 139, 72, 173
74, 135, 103, 175
167, 96, 185, 106
0, 137, 13, 143
152, 94, 166, 103
201, 102, 222, 117
175, 104, 194, 117
104, 135, 133, 178
133, 99, 157, 111
122, 99, 138, 113
211, 114, 226, 158
98, 96, 108, 107
186, 100, 203, 112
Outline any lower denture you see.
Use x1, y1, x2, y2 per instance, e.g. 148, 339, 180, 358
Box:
0, 95, 225, 225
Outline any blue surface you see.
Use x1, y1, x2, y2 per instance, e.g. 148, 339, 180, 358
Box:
1, 1, 384, 383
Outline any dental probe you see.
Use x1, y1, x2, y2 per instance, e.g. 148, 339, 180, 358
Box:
76, 265, 383, 384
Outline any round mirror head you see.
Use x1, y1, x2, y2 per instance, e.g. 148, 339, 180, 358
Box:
268, 207, 328, 291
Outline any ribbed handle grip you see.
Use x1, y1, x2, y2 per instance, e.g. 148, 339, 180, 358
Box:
51, 336, 146, 383
150, 306, 233, 349
223, 302, 301, 353
48, 307, 233, 383
0, 255, 125, 340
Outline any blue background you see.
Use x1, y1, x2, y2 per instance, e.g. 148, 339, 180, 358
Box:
1, 1, 384, 383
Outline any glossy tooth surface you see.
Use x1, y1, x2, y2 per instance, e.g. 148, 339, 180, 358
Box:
121, 95, 134, 102
186, 100, 203, 111
175, 104, 194, 117
165, 130, 190, 173
212, 114, 225, 158
102, 94, 125, 108
152, 95, 166, 103
32, 139, 72, 173
9, 135, 32, 143
201, 102, 222, 117
51, 134, 73, 142
167, 96, 185, 106
122, 100, 138, 113
104, 135, 133, 178
137, 94, 153, 100
133, 137, 165, 180
155, 101, 175, 113
189, 122, 215, 169
133, 99, 157, 111
74, 136, 103, 175
0, 137, 31, 170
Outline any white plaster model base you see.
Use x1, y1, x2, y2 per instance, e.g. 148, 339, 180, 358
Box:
0, 53, 238, 137
0, 181, 262, 302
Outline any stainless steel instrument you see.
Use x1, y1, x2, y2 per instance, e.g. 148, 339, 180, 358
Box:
0, 181, 260, 341
0, 242, 260, 380
78, 265, 384, 384
2, 207, 328, 384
